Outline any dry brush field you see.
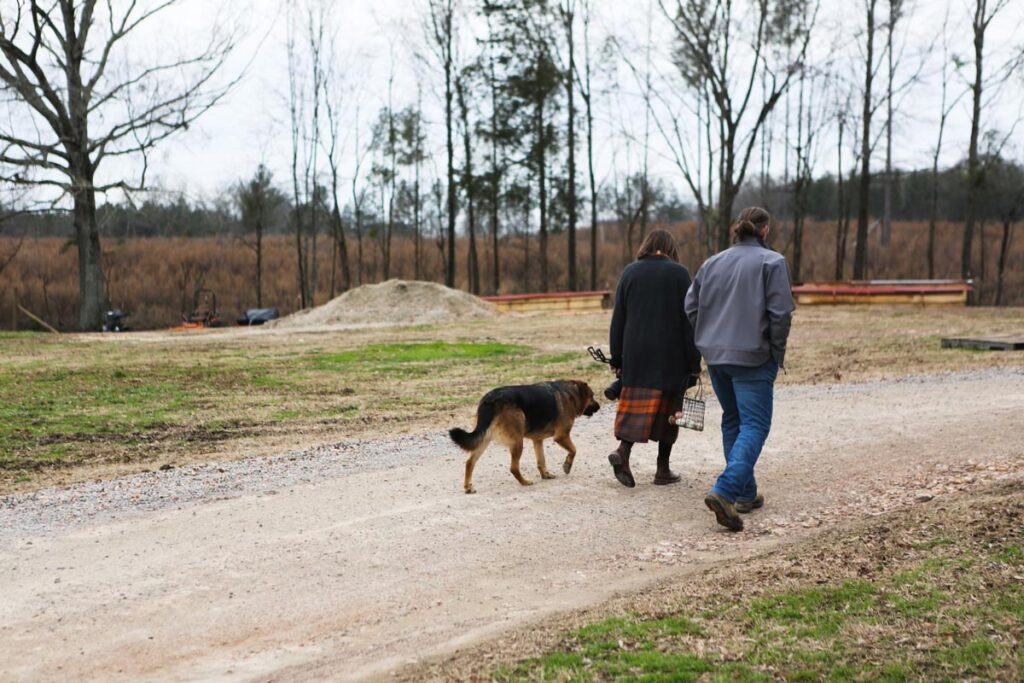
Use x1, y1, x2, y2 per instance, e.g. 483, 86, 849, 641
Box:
1, 219, 1020, 332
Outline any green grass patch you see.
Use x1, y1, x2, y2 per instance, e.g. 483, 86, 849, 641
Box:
312, 341, 524, 366
497, 516, 1024, 682
0, 335, 592, 479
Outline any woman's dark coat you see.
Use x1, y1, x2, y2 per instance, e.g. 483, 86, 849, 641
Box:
609, 256, 702, 393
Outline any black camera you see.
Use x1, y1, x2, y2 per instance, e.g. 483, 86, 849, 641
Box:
587, 346, 622, 401
603, 377, 622, 401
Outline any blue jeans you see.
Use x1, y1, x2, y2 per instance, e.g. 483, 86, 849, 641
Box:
707, 360, 778, 502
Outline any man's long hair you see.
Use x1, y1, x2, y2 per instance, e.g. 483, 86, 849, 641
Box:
636, 228, 679, 262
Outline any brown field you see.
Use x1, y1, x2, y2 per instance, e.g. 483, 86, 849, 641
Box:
1, 219, 1020, 331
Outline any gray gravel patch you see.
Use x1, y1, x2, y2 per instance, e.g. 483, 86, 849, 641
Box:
0, 431, 454, 539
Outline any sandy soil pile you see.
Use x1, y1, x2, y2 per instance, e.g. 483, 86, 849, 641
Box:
269, 279, 495, 329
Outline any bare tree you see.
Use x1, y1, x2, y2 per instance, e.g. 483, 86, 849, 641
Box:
834, 105, 849, 280
323, 37, 353, 295
350, 104, 371, 287
577, 0, 597, 290
853, 0, 880, 280
659, 0, 814, 252
0, 1, 239, 329
789, 58, 831, 283
960, 0, 1023, 282
426, 0, 458, 288
456, 68, 480, 293
286, 0, 315, 308
558, 0, 578, 290
880, 0, 904, 248
927, 11, 966, 279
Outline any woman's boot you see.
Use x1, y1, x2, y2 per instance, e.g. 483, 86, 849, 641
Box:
607, 440, 635, 488
653, 441, 681, 485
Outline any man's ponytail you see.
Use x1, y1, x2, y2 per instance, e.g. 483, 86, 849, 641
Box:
731, 207, 771, 244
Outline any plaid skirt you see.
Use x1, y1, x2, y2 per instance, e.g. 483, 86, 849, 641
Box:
614, 387, 683, 444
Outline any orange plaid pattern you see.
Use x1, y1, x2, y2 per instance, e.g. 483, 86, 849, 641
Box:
614, 387, 683, 444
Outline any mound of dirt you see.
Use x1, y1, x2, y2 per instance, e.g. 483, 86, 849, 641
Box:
269, 279, 496, 329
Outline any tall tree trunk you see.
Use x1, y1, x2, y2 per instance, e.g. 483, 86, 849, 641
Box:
67, 17, 104, 330
458, 79, 480, 294
928, 99, 949, 280
355, 205, 364, 286
582, 1, 597, 291
854, 0, 877, 280
72, 175, 104, 331
256, 221, 263, 307
792, 70, 806, 283
490, 97, 501, 295
445, 54, 457, 288
835, 115, 846, 281
537, 99, 549, 292
882, 0, 896, 248
329, 221, 337, 298
994, 220, 1012, 306
415, 96, 424, 282
586, 97, 597, 291
330, 202, 350, 293
962, 0, 985, 282
565, 4, 578, 291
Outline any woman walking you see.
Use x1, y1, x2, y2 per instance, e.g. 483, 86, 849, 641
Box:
608, 229, 701, 487
684, 207, 795, 531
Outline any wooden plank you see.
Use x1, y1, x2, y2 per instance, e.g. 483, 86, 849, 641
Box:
490, 293, 607, 313
941, 335, 1024, 351
497, 299, 606, 313
795, 292, 967, 306
792, 280, 972, 307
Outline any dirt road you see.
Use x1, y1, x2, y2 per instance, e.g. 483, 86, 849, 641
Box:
2, 368, 1022, 682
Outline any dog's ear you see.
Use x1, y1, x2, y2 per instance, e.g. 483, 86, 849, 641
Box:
572, 380, 593, 400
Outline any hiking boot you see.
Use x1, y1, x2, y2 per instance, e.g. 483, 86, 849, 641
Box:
653, 449, 681, 485
653, 470, 681, 485
607, 450, 635, 488
704, 491, 743, 531
735, 494, 764, 513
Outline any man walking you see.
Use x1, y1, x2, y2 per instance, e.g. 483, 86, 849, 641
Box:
684, 207, 795, 531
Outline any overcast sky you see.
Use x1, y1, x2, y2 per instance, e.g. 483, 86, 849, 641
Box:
26, 0, 1024, 209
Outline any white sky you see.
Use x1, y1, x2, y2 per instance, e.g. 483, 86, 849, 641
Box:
8, 0, 1024, 210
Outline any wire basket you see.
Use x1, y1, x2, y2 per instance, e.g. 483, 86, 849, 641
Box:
669, 377, 705, 431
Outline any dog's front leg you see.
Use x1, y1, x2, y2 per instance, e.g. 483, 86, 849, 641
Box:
532, 439, 556, 479
556, 434, 577, 474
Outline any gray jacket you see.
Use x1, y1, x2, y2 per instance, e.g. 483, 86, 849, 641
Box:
684, 237, 795, 368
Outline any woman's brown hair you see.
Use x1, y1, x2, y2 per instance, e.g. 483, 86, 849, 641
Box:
731, 206, 771, 244
636, 228, 679, 262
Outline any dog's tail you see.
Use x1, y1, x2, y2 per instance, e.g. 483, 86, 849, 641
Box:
449, 400, 497, 451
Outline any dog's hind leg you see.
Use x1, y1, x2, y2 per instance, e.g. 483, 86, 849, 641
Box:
509, 441, 534, 486
555, 434, 577, 475
464, 437, 490, 494
532, 439, 556, 479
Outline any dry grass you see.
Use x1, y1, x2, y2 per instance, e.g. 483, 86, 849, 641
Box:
2, 305, 1023, 494
2, 218, 1021, 332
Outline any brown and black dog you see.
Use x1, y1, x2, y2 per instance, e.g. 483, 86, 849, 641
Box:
449, 380, 600, 494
